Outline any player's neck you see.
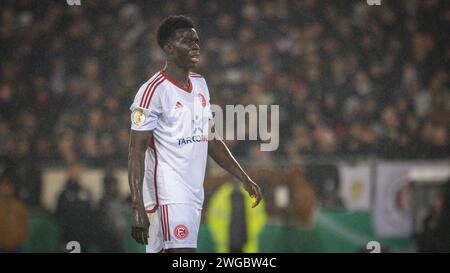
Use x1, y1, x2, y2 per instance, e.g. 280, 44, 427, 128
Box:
163, 64, 190, 88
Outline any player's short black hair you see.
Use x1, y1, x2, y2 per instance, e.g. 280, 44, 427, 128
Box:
157, 15, 195, 49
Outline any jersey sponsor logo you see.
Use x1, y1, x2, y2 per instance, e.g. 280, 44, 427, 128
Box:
174, 224, 189, 240
192, 115, 203, 134
176, 114, 208, 146
132, 108, 146, 126
177, 135, 208, 146
198, 93, 206, 108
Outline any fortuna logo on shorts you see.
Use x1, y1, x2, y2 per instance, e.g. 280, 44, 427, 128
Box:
174, 225, 189, 240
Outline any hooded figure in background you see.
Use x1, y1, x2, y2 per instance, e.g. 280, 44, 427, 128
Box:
55, 163, 95, 252
416, 179, 450, 253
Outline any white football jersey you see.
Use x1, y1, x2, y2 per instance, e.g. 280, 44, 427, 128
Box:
130, 70, 212, 211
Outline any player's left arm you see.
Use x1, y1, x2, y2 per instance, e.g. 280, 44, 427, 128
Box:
207, 119, 262, 208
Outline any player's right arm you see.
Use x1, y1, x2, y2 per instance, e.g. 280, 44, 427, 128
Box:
128, 129, 152, 245
127, 76, 165, 245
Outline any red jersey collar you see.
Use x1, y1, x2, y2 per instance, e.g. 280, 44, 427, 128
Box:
161, 70, 192, 93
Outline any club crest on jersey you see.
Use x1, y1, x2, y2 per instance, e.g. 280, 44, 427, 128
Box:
174, 225, 189, 240
132, 108, 146, 126
198, 93, 206, 108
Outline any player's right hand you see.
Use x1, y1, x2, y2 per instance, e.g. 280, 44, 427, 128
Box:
131, 206, 150, 245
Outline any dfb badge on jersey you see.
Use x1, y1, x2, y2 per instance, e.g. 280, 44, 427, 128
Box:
132, 108, 146, 126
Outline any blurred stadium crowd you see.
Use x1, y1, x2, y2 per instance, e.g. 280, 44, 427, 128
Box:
1, 0, 449, 170
0, 0, 449, 252
0, 0, 450, 166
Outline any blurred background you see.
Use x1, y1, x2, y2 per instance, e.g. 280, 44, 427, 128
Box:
0, 0, 449, 253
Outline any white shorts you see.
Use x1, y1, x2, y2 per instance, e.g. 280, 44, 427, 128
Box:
145, 204, 201, 253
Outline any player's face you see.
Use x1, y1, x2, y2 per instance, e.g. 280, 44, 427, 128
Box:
169, 28, 200, 69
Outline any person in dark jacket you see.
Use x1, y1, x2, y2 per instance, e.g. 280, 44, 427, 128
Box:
95, 170, 127, 253
55, 163, 95, 252
416, 179, 450, 253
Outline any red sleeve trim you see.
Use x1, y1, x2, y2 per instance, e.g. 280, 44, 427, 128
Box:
140, 73, 163, 107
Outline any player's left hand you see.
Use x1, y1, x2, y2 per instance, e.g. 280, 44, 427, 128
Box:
242, 177, 262, 208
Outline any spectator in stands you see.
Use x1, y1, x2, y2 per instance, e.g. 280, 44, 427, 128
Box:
416, 180, 450, 253
55, 163, 95, 252
0, 170, 31, 253
95, 164, 127, 253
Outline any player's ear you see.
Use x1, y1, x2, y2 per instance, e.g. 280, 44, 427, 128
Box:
163, 42, 173, 55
